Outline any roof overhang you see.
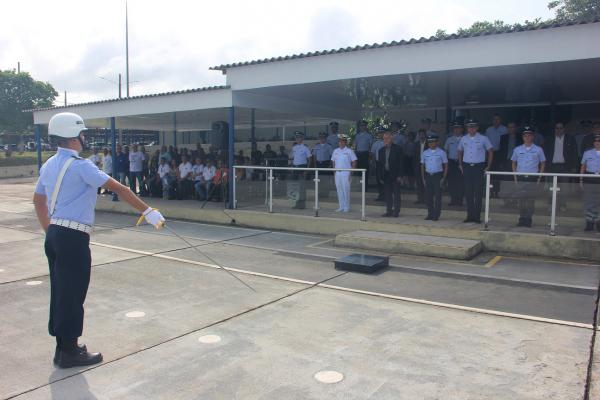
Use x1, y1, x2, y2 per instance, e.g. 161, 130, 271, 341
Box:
32, 87, 232, 125
222, 22, 600, 90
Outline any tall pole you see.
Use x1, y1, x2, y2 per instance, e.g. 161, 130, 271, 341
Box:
64, 91, 67, 107
228, 107, 235, 209
118, 73, 122, 99
17, 62, 20, 74
111, 117, 119, 202
125, 1, 130, 97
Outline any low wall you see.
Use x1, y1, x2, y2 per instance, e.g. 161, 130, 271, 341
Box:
0, 165, 38, 179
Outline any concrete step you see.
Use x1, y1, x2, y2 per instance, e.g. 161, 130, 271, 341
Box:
335, 230, 483, 260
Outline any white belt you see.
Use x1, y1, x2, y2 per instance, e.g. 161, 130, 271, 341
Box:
50, 218, 93, 234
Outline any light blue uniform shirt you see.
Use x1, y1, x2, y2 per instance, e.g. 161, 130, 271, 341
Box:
581, 149, 600, 173
444, 135, 462, 160
313, 143, 334, 162
511, 144, 546, 173
421, 148, 448, 173
458, 133, 493, 164
291, 143, 312, 166
35, 147, 110, 226
326, 133, 339, 149
354, 132, 373, 152
371, 139, 385, 161
485, 124, 508, 151
392, 132, 406, 147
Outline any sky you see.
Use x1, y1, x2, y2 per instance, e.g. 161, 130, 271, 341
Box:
1, 0, 555, 106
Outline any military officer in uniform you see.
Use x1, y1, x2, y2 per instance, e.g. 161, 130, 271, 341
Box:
289, 131, 312, 209
580, 134, 600, 231
377, 129, 403, 217
421, 134, 448, 221
326, 121, 340, 149
354, 120, 373, 191
312, 132, 334, 198
444, 120, 464, 206
458, 118, 493, 223
33, 112, 165, 368
332, 134, 357, 212
511, 126, 546, 227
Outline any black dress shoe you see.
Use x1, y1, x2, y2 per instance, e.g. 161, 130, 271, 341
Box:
585, 221, 594, 231
424, 216, 432, 220
431, 217, 439, 221
55, 348, 103, 369
471, 219, 482, 224
463, 218, 472, 223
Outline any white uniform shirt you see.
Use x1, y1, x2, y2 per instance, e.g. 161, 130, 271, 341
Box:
178, 162, 193, 179
88, 153, 101, 167
331, 147, 357, 169
192, 164, 204, 181
129, 151, 145, 172
102, 154, 112, 174
202, 165, 216, 181
291, 144, 312, 166
158, 163, 170, 179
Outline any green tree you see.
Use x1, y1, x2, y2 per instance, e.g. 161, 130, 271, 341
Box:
0, 70, 57, 135
548, 0, 600, 21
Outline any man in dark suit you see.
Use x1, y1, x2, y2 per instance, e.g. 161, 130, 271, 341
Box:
498, 122, 523, 172
377, 129, 404, 217
544, 122, 579, 174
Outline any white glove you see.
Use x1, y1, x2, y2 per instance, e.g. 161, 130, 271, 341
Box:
143, 207, 165, 230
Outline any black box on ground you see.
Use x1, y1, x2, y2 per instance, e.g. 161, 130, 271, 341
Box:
334, 254, 389, 273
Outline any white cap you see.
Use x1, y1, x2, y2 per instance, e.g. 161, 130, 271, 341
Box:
48, 112, 87, 138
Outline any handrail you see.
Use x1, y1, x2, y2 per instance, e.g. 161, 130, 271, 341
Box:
486, 171, 600, 178
233, 165, 366, 173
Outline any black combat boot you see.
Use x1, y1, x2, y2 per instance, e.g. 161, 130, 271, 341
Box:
585, 221, 594, 231
55, 339, 102, 369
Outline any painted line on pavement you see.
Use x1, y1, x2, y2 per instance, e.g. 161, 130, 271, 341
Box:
318, 284, 593, 330
484, 255, 503, 268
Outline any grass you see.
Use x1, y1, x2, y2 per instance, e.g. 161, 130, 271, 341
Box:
0, 151, 55, 167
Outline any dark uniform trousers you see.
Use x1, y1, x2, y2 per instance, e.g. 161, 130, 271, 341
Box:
447, 159, 463, 205
290, 164, 308, 208
356, 152, 370, 190
425, 172, 443, 219
375, 160, 384, 199
463, 163, 486, 221
383, 171, 401, 216
516, 176, 537, 220
549, 163, 569, 208
44, 225, 91, 341
316, 161, 331, 198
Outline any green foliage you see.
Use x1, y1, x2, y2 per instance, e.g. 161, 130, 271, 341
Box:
548, 0, 600, 21
0, 70, 57, 135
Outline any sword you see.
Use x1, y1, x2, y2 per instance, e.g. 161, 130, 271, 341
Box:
137, 214, 257, 292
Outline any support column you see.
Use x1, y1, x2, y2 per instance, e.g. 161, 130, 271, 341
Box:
110, 117, 119, 201
445, 71, 451, 135
250, 108, 256, 153
173, 112, 177, 146
35, 124, 42, 172
228, 107, 235, 209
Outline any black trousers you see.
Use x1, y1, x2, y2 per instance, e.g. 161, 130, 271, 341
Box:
383, 172, 401, 216
425, 172, 443, 219
375, 161, 384, 199
356, 152, 370, 190
490, 150, 501, 195
516, 176, 537, 220
463, 163, 486, 220
44, 225, 91, 341
447, 159, 463, 205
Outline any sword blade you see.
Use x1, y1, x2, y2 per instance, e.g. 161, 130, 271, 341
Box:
162, 224, 257, 292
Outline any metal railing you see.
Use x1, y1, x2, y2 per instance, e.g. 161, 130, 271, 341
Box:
233, 165, 367, 221
484, 171, 600, 235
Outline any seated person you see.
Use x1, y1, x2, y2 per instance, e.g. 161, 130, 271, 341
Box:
198, 159, 216, 201
177, 155, 193, 200
192, 158, 205, 200
211, 160, 229, 201
166, 159, 178, 199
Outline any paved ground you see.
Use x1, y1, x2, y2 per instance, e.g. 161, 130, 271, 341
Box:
1, 178, 600, 399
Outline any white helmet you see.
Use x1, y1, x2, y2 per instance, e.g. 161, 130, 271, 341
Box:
48, 112, 88, 138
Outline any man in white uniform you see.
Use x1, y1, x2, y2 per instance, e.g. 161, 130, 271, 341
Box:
331, 134, 357, 212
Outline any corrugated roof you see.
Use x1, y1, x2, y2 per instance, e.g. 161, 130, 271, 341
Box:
210, 18, 600, 71
26, 85, 230, 113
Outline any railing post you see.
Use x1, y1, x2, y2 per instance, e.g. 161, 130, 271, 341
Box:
361, 169, 366, 221
268, 168, 273, 213
484, 171, 491, 230
232, 167, 237, 209
550, 175, 559, 236
314, 169, 319, 217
